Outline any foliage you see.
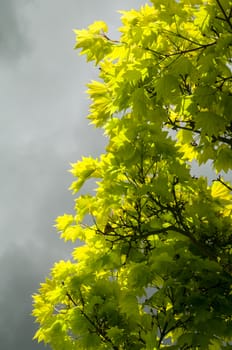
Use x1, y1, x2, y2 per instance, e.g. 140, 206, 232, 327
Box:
33, 0, 232, 349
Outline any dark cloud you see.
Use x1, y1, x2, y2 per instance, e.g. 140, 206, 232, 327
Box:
0, 243, 51, 349
0, 1, 146, 349
0, 0, 32, 61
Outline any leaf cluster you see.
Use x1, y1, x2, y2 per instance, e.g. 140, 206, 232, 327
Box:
33, 1, 232, 349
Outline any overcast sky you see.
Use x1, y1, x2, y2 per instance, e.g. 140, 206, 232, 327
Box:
1, 1, 231, 349
0, 0, 145, 349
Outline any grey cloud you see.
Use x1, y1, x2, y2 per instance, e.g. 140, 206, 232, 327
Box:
0, 1, 146, 349
0, 243, 52, 349
0, 0, 32, 61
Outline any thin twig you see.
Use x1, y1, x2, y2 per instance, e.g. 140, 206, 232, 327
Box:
215, 0, 232, 30
215, 176, 232, 191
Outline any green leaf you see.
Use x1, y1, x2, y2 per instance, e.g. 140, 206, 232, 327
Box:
215, 145, 232, 172
195, 111, 226, 136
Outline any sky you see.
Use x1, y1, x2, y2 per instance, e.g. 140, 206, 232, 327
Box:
0, 0, 145, 349
1, 1, 231, 349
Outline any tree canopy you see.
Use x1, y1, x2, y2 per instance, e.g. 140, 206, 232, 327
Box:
33, 0, 232, 349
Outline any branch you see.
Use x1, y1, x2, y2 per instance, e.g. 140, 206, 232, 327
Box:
215, 0, 232, 30
145, 41, 216, 58
166, 118, 201, 135
166, 119, 232, 147
65, 289, 119, 350
139, 224, 218, 262
102, 30, 217, 64
214, 176, 232, 191
163, 28, 207, 46
216, 135, 232, 146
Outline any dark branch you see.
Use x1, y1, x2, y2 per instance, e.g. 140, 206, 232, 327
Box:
215, 0, 232, 30
214, 176, 232, 191
65, 289, 119, 350
144, 41, 216, 58
166, 119, 232, 147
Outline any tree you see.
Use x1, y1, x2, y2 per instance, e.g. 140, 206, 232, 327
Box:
33, 0, 232, 349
